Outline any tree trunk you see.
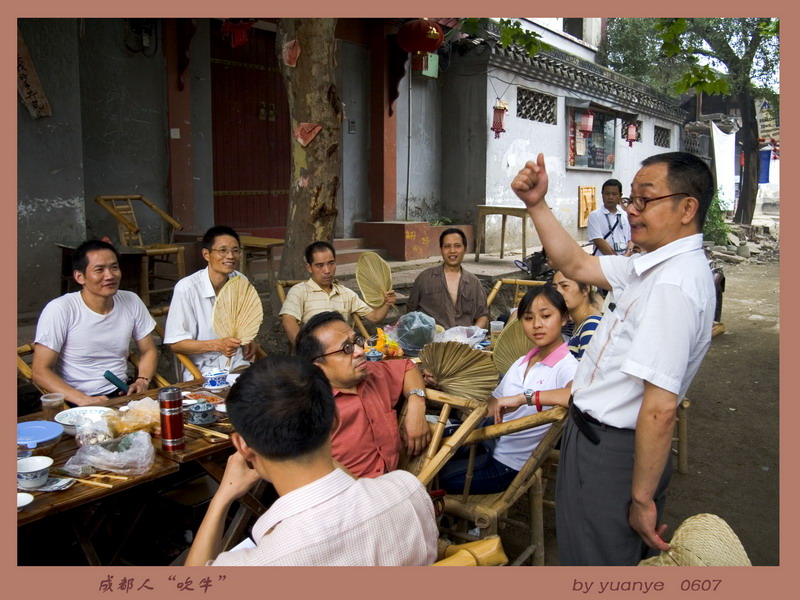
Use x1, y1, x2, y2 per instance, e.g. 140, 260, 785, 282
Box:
734, 87, 759, 225
276, 19, 341, 279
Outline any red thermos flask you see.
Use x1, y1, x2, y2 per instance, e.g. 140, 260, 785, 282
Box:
159, 386, 185, 452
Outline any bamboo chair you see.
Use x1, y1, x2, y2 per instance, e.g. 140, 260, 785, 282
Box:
438, 405, 568, 566
433, 535, 508, 566
275, 279, 371, 349
397, 388, 488, 488
95, 195, 186, 306
486, 279, 546, 318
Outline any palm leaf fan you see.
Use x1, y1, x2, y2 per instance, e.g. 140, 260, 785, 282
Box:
492, 318, 534, 376
356, 251, 392, 308
212, 275, 264, 345
419, 341, 498, 402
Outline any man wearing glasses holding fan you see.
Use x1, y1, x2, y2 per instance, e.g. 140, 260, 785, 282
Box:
511, 152, 715, 565
295, 311, 431, 479
165, 225, 260, 380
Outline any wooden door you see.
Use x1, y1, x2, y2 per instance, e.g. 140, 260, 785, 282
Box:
210, 22, 290, 238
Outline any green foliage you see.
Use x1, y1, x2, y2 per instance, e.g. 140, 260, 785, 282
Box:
703, 189, 731, 246
430, 217, 454, 227
459, 18, 550, 57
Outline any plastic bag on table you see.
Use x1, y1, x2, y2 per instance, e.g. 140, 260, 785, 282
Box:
385, 311, 436, 357
64, 431, 155, 476
105, 397, 161, 437
75, 416, 115, 447
433, 325, 488, 346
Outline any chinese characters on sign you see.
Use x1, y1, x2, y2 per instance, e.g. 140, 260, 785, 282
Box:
18, 26, 52, 119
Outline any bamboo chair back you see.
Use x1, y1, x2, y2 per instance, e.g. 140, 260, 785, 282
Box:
275, 279, 371, 341
397, 388, 488, 488
439, 405, 568, 566
486, 279, 546, 316
94, 195, 186, 304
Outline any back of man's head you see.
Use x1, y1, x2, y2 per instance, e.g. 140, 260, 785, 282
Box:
304, 241, 336, 265
226, 355, 335, 461
295, 311, 347, 361
201, 225, 240, 251
72, 239, 121, 274
641, 152, 714, 229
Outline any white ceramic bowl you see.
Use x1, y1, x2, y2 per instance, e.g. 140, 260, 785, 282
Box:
17, 492, 34, 511
202, 369, 230, 389
17, 456, 54, 490
54, 406, 114, 436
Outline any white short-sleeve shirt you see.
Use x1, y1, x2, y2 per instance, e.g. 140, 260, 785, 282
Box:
164, 267, 251, 379
587, 206, 631, 255
491, 343, 578, 472
572, 234, 715, 428
34, 290, 156, 396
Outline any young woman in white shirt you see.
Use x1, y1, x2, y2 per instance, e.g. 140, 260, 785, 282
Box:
438, 285, 577, 495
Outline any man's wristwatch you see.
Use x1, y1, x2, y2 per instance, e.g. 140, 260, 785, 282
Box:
524, 389, 534, 406
408, 388, 426, 399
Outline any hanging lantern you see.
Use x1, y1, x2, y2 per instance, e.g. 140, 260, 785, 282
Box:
626, 123, 638, 147
221, 19, 257, 48
578, 111, 594, 138
397, 18, 444, 72
491, 100, 508, 139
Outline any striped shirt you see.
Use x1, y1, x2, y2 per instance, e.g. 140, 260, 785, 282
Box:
568, 314, 602, 359
279, 278, 371, 325
211, 469, 438, 566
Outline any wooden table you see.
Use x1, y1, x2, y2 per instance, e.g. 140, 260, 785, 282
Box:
238, 235, 284, 288
473, 205, 530, 262
18, 379, 272, 563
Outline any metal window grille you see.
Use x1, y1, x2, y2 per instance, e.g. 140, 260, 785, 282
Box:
621, 119, 642, 142
516, 88, 557, 124
654, 126, 671, 148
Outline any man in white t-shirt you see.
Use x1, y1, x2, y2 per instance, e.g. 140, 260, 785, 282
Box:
512, 152, 715, 565
587, 178, 634, 257
33, 240, 158, 406
164, 226, 261, 380
184, 355, 438, 567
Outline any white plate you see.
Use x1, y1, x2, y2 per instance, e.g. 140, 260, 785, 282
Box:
17, 492, 34, 511
182, 391, 226, 405
214, 404, 227, 413
54, 406, 114, 436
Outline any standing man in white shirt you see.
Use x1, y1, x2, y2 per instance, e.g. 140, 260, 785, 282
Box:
184, 354, 438, 567
32, 240, 158, 406
587, 178, 634, 257
165, 226, 260, 379
511, 152, 716, 565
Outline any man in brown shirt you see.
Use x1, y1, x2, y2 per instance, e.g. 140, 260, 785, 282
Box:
406, 228, 489, 330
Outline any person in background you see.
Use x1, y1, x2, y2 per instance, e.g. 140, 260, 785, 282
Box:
552, 270, 602, 360
406, 228, 489, 330
280, 241, 396, 346
165, 226, 260, 380
184, 355, 438, 566
32, 240, 157, 406
587, 178, 634, 257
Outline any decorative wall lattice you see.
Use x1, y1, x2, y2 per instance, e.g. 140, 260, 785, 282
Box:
516, 87, 557, 124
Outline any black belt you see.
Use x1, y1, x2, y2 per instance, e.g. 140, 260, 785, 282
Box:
569, 397, 601, 445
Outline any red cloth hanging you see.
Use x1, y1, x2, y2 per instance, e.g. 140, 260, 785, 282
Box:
491, 102, 508, 139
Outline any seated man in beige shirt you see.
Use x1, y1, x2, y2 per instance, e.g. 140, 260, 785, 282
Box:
279, 241, 396, 345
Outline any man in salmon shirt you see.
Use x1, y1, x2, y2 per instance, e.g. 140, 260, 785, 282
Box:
295, 311, 431, 478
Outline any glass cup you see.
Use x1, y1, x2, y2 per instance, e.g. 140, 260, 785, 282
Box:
489, 320, 504, 344
40, 393, 66, 421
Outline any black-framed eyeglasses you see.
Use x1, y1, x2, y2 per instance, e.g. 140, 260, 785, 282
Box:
210, 246, 242, 257
313, 335, 366, 361
619, 192, 690, 212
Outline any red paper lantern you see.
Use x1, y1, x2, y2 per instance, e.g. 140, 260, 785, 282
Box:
397, 18, 444, 55
626, 123, 638, 147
